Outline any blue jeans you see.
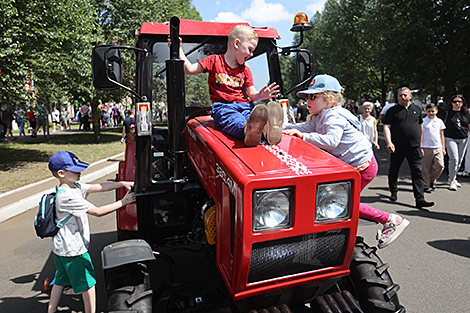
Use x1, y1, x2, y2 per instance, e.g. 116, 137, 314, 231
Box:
445, 137, 468, 180
211, 102, 254, 139
18, 121, 25, 136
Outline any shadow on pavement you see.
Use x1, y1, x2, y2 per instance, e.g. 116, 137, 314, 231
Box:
427, 238, 470, 259
3, 230, 116, 313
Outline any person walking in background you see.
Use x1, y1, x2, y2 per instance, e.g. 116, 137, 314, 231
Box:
60, 107, 71, 130
1, 105, 14, 142
51, 106, 61, 132
80, 103, 90, 131
297, 99, 309, 122
112, 104, 120, 126
443, 94, 470, 191
359, 101, 380, 149
15, 107, 27, 137
283, 74, 409, 248
27, 104, 37, 137
378, 97, 396, 124
121, 108, 135, 144
383, 87, 434, 210
421, 103, 446, 193
34, 103, 48, 136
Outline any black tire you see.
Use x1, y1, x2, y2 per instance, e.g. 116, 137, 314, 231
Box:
106, 263, 153, 312
346, 237, 405, 313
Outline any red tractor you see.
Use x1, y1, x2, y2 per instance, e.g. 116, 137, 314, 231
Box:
92, 15, 405, 313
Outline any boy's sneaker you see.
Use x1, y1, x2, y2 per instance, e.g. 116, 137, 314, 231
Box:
244, 104, 268, 147
377, 214, 410, 249
449, 180, 458, 191
263, 101, 283, 145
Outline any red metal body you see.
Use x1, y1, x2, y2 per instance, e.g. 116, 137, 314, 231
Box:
138, 19, 281, 39
117, 141, 137, 231
186, 116, 361, 300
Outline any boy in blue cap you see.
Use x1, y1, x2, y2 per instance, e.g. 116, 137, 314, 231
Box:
47, 151, 135, 313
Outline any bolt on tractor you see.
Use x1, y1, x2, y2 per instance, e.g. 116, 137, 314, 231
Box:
92, 14, 405, 313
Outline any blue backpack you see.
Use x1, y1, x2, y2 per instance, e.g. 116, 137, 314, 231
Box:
34, 187, 72, 238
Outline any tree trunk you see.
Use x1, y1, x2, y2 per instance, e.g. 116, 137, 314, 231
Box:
91, 99, 101, 143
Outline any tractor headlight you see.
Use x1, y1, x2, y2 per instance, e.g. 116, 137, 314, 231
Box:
315, 182, 351, 223
253, 188, 292, 232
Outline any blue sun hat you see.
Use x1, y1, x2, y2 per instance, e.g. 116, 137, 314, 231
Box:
297, 74, 342, 98
48, 151, 90, 172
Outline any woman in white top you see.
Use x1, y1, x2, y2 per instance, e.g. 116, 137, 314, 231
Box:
359, 102, 380, 149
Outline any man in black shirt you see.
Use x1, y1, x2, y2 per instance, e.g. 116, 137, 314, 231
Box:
383, 87, 434, 209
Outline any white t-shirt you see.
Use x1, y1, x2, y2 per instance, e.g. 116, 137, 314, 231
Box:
51, 110, 60, 123
380, 102, 396, 116
52, 182, 94, 257
422, 116, 445, 148
359, 115, 376, 144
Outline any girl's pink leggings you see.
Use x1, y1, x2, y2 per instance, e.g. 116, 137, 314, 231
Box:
358, 154, 390, 225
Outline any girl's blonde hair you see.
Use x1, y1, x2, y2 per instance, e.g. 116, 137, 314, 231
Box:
307, 91, 345, 121
361, 101, 374, 109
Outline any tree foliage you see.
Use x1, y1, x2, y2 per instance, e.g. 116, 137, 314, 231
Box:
292, 0, 470, 102
0, 0, 202, 141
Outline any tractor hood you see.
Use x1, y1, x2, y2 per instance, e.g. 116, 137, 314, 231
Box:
187, 115, 351, 180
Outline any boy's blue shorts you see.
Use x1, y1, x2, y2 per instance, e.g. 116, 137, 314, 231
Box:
211, 102, 254, 139
53, 252, 96, 294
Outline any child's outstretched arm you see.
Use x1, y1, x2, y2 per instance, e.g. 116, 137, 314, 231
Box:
168, 37, 203, 75
87, 190, 136, 217
246, 83, 279, 102
87, 181, 134, 193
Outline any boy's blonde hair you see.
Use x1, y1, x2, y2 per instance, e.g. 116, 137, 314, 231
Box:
228, 24, 258, 43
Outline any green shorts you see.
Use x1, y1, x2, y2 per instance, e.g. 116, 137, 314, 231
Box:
53, 252, 97, 294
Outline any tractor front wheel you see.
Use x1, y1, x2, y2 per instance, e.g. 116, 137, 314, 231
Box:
346, 236, 405, 313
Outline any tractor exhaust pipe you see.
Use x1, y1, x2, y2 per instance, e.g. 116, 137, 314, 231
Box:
166, 16, 186, 193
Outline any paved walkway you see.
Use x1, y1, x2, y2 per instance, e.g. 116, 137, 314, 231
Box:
0, 126, 125, 223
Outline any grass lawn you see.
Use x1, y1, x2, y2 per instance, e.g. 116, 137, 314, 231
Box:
0, 128, 124, 193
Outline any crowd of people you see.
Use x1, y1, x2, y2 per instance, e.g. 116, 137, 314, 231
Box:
0, 102, 132, 142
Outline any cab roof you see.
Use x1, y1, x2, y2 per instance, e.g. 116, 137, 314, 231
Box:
138, 19, 281, 39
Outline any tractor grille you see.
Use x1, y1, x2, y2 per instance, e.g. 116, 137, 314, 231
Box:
248, 229, 349, 284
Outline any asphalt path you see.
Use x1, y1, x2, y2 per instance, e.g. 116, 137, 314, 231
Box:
357, 144, 470, 312
1, 142, 470, 312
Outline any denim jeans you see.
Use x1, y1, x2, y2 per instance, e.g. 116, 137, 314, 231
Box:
445, 137, 468, 180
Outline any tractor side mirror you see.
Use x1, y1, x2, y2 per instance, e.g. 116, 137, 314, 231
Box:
297, 50, 314, 87
92, 45, 123, 91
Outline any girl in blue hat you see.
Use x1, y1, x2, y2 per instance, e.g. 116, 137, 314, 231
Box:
283, 74, 409, 249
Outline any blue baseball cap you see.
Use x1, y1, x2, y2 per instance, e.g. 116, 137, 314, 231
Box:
48, 151, 90, 172
297, 74, 342, 98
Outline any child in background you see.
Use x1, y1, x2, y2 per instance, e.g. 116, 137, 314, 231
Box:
174, 24, 282, 146
47, 151, 135, 313
421, 103, 446, 192
359, 101, 380, 149
283, 74, 409, 249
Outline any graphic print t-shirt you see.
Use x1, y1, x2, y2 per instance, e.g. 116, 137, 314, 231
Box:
198, 54, 254, 103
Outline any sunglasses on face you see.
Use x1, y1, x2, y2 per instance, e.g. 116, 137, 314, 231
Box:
452, 100, 462, 104
307, 94, 317, 101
